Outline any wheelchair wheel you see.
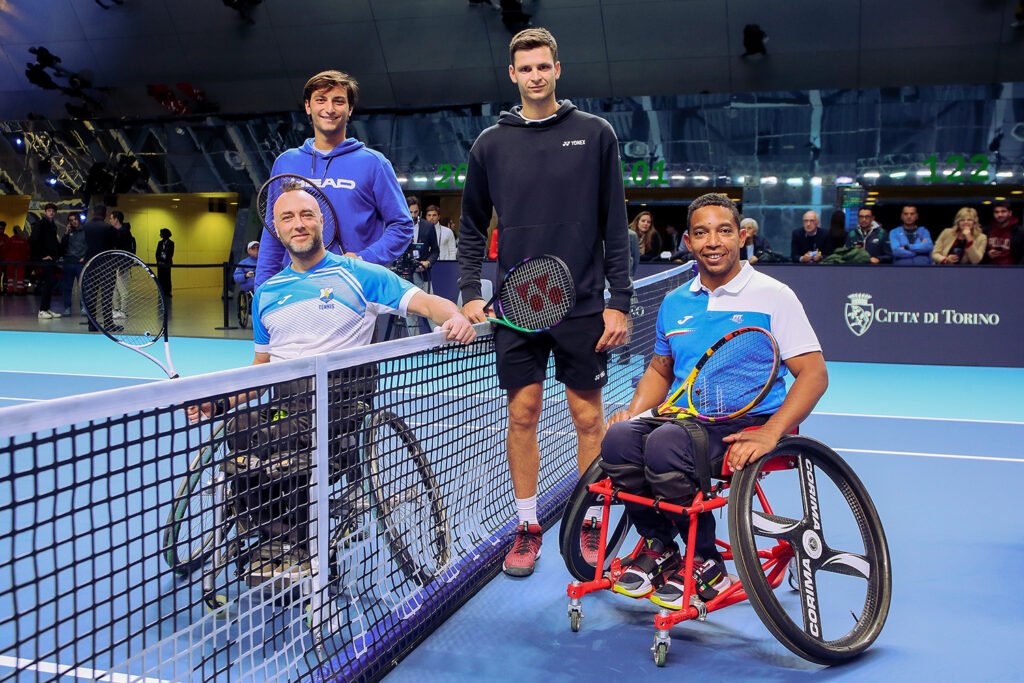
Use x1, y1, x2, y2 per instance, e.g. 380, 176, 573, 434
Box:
365, 410, 451, 585
728, 436, 891, 665
559, 456, 633, 582
163, 422, 230, 575
238, 290, 253, 329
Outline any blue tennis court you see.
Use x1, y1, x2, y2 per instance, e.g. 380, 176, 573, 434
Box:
0, 330, 1022, 681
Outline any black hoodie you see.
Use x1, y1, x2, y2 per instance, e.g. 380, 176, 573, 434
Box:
457, 101, 632, 316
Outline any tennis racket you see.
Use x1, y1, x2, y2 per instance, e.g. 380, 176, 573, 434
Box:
80, 250, 179, 379
656, 326, 780, 422
256, 173, 344, 253
484, 255, 575, 333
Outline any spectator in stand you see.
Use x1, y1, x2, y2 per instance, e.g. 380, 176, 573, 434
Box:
791, 210, 828, 263
933, 207, 986, 265
6, 226, 31, 294
234, 241, 260, 292
0, 221, 8, 293
5, 227, 29, 294
663, 224, 681, 254
826, 210, 848, 254
30, 203, 63, 318
633, 211, 662, 261
739, 217, 771, 264
983, 202, 1022, 265
61, 211, 87, 315
845, 206, 891, 264
426, 206, 457, 260
890, 205, 933, 266
155, 228, 175, 297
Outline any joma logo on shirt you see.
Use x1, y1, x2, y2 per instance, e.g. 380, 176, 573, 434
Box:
310, 178, 357, 190
562, 140, 586, 147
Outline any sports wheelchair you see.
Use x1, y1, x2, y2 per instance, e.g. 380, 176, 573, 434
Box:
560, 428, 891, 667
237, 289, 253, 329
162, 373, 451, 630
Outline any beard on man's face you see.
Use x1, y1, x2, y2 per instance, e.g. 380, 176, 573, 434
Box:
283, 232, 323, 257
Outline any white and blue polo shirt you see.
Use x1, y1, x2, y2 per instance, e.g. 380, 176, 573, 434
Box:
253, 253, 417, 361
654, 263, 821, 415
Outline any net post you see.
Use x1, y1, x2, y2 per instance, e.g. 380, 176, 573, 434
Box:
214, 261, 239, 330
310, 354, 330, 637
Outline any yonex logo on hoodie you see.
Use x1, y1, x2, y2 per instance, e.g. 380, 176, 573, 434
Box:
310, 177, 357, 190
562, 139, 586, 147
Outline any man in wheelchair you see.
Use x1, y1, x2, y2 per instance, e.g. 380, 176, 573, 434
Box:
189, 183, 475, 587
598, 194, 828, 610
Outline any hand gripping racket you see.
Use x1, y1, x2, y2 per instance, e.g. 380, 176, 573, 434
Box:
80, 250, 179, 379
257, 173, 344, 253
656, 326, 780, 422
484, 255, 575, 333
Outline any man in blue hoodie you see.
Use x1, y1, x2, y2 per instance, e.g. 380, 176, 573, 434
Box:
889, 205, 933, 266
458, 27, 632, 578
255, 70, 413, 287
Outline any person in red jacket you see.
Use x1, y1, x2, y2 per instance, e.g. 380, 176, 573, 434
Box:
5, 226, 31, 294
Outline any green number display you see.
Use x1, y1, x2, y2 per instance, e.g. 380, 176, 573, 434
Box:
924, 154, 989, 183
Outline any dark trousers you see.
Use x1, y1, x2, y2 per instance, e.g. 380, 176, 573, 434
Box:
36, 261, 56, 311
157, 265, 172, 296
62, 261, 82, 310
601, 414, 767, 559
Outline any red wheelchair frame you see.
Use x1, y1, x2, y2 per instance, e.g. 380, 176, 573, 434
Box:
562, 430, 891, 668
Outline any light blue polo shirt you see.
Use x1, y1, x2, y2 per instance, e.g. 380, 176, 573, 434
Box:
253, 252, 417, 361
654, 263, 821, 415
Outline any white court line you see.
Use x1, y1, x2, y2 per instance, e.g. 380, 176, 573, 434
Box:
0, 656, 173, 683
836, 448, 1024, 464
0, 369, 157, 381
814, 411, 1024, 426
0, 396, 44, 402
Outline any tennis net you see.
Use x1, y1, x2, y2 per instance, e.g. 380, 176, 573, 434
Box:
0, 262, 695, 683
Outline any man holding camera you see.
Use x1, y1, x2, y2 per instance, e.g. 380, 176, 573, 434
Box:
404, 196, 440, 335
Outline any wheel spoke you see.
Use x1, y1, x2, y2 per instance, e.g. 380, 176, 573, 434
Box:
750, 510, 803, 539
792, 554, 826, 642
817, 548, 871, 580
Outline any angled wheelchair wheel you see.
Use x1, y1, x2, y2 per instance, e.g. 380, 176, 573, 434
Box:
163, 421, 230, 575
728, 436, 892, 665
366, 410, 451, 586
237, 290, 253, 329
559, 456, 633, 582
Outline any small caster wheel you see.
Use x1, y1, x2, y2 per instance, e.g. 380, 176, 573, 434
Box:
569, 609, 582, 632
787, 557, 799, 592
206, 594, 229, 618
653, 641, 668, 667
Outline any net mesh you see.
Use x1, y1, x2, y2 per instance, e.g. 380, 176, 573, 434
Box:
0, 263, 694, 683
258, 174, 342, 252
81, 250, 165, 346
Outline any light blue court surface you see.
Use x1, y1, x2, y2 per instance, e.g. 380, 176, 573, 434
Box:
1, 331, 1023, 681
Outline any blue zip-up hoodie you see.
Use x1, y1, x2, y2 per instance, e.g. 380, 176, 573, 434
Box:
256, 138, 413, 287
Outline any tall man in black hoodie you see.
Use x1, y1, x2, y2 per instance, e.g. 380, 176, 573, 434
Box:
30, 203, 63, 319
457, 28, 632, 577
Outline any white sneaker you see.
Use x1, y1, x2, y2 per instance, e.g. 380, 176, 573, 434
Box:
48, 310, 62, 318
37, 310, 53, 319
113, 310, 127, 320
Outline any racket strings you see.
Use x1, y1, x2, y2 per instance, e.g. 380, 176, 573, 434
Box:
82, 253, 164, 347
498, 258, 574, 331
257, 175, 341, 251
691, 332, 778, 418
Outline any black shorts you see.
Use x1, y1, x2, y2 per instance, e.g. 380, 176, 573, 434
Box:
494, 313, 608, 391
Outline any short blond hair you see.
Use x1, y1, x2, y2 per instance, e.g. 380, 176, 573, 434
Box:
954, 206, 979, 227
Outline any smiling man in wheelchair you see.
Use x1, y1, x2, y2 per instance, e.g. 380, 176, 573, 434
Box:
598, 193, 828, 610
188, 182, 475, 588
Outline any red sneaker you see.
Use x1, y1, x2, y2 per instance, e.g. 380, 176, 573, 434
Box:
502, 522, 543, 577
